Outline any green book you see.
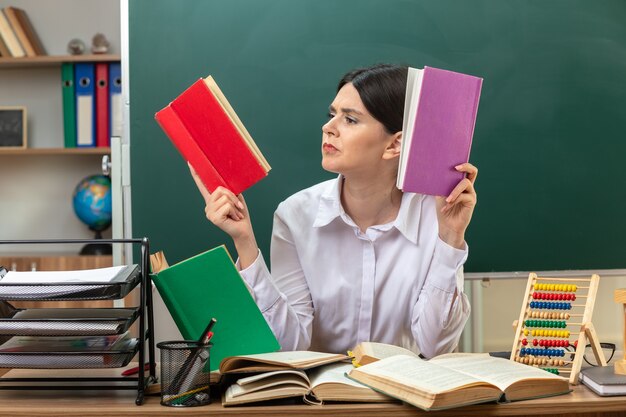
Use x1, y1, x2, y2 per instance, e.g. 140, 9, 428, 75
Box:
151, 245, 280, 371
61, 62, 76, 148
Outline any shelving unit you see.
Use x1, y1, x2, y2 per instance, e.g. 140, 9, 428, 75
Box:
0, 54, 120, 68
0, 148, 110, 155
0, 238, 156, 405
0, 51, 120, 253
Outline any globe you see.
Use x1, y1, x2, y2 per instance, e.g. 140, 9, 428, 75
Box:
72, 174, 112, 255
72, 174, 112, 232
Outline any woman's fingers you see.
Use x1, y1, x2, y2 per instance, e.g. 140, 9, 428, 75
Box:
442, 178, 476, 213
455, 163, 478, 185
213, 189, 244, 212
188, 162, 212, 203
212, 194, 244, 220
445, 178, 475, 203
213, 201, 243, 222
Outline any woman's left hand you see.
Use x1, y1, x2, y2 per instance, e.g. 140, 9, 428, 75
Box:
435, 163, 478, 249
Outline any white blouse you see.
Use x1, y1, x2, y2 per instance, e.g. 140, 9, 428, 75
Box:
239, 176, 470, 358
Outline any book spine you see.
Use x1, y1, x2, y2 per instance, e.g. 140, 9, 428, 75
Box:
74, 63, 96, 147
3, 7, 35, 57
0, 9, 24, 57
61, 63, 77, 148
95, 63, 110, 147
155, 105, 228, 192
151, 274, 195, 340
0, 33, 10, 56
464, 78, 483, 163
13, 8, 45, 55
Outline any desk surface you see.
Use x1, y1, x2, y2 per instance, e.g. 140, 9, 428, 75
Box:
0, 369, 625, 417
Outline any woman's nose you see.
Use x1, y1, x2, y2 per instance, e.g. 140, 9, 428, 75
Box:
322, 117, 337, 136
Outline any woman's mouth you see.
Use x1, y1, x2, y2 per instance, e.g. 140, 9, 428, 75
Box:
323, 143, 338, 153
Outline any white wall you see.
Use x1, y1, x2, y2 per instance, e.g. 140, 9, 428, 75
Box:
0, 0, 120, 254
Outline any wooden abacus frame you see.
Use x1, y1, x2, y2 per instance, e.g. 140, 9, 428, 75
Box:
510, 273, 606, 384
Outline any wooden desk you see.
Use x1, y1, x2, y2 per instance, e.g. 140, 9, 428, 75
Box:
0, 369, 625, 417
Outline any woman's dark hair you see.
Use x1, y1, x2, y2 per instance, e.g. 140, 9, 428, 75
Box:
337, 63, 408, 134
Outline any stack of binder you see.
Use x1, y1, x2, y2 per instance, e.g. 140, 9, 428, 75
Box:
62, 62, 122, 148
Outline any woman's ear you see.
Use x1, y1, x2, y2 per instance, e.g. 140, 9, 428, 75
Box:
382, 131, 402, 160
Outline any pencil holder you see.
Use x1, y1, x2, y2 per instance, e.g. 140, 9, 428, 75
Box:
157, 340, 212, 407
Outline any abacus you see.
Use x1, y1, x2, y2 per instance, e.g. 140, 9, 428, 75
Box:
510, 273, 606, 384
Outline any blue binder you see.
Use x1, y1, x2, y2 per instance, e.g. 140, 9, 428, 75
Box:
74, 63, 96, 147
109, 62, 122, 138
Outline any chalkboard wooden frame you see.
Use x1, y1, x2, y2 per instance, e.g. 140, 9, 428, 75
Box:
0, 106, 27, 148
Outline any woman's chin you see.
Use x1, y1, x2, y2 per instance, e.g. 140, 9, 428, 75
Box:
321, 159, 340, 174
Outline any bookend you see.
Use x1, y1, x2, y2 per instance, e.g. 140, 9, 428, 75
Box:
510, 273, 605, 384
0, 238, 156, 405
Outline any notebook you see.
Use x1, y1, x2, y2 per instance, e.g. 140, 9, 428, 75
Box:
580, 366, 626, 396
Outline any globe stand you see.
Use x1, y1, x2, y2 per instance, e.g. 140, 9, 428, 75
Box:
79, 230, 112, 256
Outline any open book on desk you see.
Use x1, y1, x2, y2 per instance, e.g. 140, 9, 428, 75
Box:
347, 353, 571, 411
223, 362, 393, 406
220, 351, 390, 405
219, 350, 349, 374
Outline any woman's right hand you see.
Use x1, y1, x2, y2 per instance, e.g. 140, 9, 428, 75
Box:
188, 163, 253, 241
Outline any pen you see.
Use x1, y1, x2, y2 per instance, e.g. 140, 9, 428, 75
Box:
121, 363, 151, 377
163, 384, 210, 403
200, 318, 217, 344
168, 318, 217, 395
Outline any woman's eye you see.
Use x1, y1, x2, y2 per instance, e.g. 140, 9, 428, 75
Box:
345, 117, 357, 124
327, 112, 335, 119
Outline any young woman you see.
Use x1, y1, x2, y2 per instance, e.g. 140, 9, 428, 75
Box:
190, 64, 478, 358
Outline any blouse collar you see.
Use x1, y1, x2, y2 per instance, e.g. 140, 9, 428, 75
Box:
313, 175, 423, 244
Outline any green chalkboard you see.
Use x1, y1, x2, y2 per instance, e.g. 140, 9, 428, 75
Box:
129, 0, 626, 272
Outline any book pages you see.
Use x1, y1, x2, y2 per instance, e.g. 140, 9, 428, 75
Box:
352, 354, 486, 394
360, 342, 417, 361
227, 350, 344, 367
430, 353, 566, 392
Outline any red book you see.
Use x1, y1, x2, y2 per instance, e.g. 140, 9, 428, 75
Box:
95, 63, 110, 147
155, 76, 270, 195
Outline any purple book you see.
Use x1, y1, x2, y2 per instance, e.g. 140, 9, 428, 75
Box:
397, 66, 483, 196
